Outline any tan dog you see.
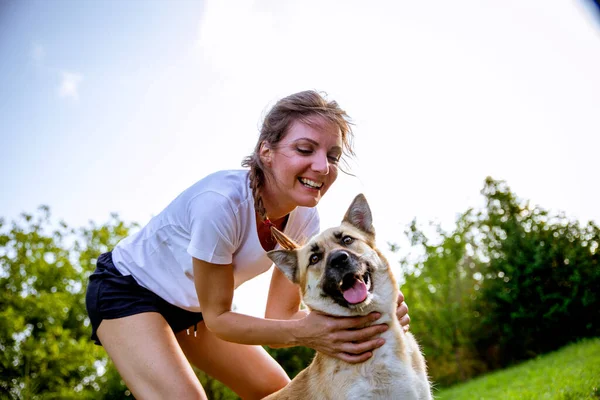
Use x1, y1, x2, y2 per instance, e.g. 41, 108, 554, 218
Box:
264, 194, 432, 400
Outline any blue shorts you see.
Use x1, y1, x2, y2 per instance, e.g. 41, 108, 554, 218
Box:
85, 252, 204, 346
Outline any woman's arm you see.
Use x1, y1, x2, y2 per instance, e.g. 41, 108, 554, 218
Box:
264, 266, 308, 348
265, 265, 308, 322
194, 257, 295, 346
194, 257, 388, 363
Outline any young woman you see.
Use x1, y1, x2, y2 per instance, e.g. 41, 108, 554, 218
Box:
86, 90, 411, 399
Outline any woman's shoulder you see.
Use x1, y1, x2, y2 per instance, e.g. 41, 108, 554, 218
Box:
197, 169, 249, 188
187, 169, 249, 199
182, 169, 251, 213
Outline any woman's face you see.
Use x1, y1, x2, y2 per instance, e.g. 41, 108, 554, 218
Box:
263, 117, 343, 213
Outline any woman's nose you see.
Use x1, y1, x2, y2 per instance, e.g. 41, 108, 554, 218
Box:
312, 153, 329, 175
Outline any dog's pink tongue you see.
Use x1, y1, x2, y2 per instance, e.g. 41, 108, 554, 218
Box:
342, 279, 368, 304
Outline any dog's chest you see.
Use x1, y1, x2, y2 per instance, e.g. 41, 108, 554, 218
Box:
325, 341, 420, 399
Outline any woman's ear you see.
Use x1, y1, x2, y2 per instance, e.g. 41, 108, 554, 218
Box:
259, 141, 272, 166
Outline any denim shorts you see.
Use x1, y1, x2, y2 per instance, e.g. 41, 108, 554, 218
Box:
85, 252, 204, 346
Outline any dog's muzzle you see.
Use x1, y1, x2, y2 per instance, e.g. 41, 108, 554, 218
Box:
322, 250, 372, 307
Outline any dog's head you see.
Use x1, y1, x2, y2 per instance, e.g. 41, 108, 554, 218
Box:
268, 194, 395, 316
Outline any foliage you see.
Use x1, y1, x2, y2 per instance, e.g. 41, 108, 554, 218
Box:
395, 177, 600, 387
435, 337, 600, 400
399, 211, 487, 385
265, 345, 315, 380
474, 177, 600, 366
3, 175, 599, 398
0, 207, 135, 399
0, 206, 317, 399
194, 368, 239, 400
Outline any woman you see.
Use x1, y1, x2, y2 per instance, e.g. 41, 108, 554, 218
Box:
86, 90, 411, 399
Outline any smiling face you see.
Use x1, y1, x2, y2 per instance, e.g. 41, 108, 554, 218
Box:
260, 116, 343, 216
301, 225, 377, 311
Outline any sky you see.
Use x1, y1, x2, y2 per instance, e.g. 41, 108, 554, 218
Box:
1, 0, 599, 317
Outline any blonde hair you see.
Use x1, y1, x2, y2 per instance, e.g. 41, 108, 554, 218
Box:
241, 90, 355, 245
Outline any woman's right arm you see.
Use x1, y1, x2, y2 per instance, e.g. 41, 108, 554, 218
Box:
195, 256, 301, 346
195, 257, 388, 363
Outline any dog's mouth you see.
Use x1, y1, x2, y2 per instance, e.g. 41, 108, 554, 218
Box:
340, 270, 372, 305
320, 251, 375, 309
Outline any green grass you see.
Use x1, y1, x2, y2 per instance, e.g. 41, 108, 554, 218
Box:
435, 338, 600, 400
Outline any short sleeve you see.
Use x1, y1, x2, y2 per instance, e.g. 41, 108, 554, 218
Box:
186, 191, 238, 265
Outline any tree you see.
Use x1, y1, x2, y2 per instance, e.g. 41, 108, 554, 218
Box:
265, 346, 315, 380
474, 177, 600, 366
0, 206, 294, 399
397, 212, 487, 386
394, 177, 600, 385
0, 206, 134, 399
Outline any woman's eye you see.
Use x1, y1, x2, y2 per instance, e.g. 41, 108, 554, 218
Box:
297, 148, 312, 155
342, 236, 354, 245
328, 156, 340, 164
309, 254, 321, 265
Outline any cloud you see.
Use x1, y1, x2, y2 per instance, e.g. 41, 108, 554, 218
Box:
29, 44, 84, 100
31, 43, 45, 63
58, 72, 83, 100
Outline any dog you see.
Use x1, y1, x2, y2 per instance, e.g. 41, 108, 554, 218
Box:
264, 194, 432, 400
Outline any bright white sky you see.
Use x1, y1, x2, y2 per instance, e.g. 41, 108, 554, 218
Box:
1, 0, 599, 317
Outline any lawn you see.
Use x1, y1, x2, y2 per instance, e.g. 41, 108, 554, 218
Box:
434, 337, 600, 400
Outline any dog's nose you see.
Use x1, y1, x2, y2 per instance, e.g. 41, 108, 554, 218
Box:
330, 251, 350, 268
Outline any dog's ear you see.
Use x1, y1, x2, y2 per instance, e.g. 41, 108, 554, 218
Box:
267, 250, 299, 284
342, 194, 375, 238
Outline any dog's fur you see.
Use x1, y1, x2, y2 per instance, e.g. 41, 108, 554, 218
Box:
264, 194, 432, 400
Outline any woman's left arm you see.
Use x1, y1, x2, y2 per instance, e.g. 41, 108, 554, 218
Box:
265, 266, 308, 322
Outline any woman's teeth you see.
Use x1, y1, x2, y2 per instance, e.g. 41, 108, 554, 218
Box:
299, 178, 323, 189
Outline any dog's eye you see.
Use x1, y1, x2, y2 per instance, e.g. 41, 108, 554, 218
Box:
309, 254, 321, 266
342, 236, 354, 245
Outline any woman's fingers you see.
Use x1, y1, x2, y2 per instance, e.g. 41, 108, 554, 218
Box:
330, 312, 382, 330
396, 300, 411, 332
396, 301, 409, 319
397, 290, 405, 305
336, 351, 374, 364
336, 323, 388, 344
334, 337, 388, 363
339, 337, 385, 355
399, 313, 410, 328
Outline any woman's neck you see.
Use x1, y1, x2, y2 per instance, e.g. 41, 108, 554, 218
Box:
256, 212, 290, 251
260, 189, 296, 221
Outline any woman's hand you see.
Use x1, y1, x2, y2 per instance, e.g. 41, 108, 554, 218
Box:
292, 311, 388, 364
397, 290, 410, 333
288, 291, 410, 364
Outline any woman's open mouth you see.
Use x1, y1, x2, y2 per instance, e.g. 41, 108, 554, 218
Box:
298, 177, 323, 190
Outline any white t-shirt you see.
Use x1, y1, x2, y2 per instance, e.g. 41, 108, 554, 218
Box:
111, 169, 320, 312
